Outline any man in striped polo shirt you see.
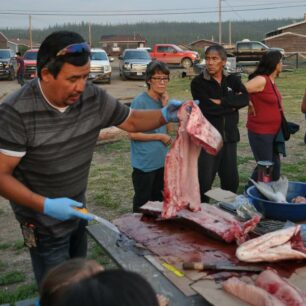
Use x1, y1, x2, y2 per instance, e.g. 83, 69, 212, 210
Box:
0, 31, 182, 284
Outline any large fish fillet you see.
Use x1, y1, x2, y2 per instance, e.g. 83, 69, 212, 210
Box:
162, 100, 223, 218
236, 225, 306, 262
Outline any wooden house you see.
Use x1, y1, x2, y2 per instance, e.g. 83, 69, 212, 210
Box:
264, 14, 306, 52
0, 32, 39, 53
100, 34, 146, 56
0, 32, 8, 48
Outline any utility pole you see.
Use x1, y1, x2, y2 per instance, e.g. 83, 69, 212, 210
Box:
88, 23, 92, 47
218, 0, 222, 44
29, 15, 32, 49
229, 21, 232, 45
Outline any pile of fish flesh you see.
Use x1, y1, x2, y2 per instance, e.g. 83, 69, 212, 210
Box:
223, 268, 306, 306
292, 196, 306, 204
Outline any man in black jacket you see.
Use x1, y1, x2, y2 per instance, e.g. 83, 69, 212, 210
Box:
191, 45, 249, 202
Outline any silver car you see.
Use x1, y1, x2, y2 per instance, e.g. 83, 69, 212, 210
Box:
119, 49, 151, 80
0, 49, 17, 81
89, 48, 112, 84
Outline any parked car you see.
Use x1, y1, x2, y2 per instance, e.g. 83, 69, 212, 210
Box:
119, 49, 152, 80
0, 49, 17, 81
226, 40, 285, 64
137, 47, 152, 53
150, 44, 200, 69
23, 49, 38, 79
89, 48, 112, 84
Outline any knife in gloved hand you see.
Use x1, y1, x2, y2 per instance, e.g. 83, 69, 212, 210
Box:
182, 262, 263, 273
75, 208, 120, 234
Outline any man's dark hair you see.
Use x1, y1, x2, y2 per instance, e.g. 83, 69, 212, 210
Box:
205, 44, 227, 61
145, 61, 170, 89
16, 52, 21, 56
57, 269, 159, 306
37, 31, 90, 79
249, 50, 283, 80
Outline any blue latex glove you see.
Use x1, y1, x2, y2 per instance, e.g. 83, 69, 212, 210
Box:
43, 198, 93, 221
161, 99, 183, 122
300, 224, 306, 246
186, 100, 200, 113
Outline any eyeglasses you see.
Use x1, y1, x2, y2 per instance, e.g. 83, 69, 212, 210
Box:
56, 42, 90, 57
151, 77, 170, 82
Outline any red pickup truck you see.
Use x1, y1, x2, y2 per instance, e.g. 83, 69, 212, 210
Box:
150, 44, 199, 69
23, 49, 39, 79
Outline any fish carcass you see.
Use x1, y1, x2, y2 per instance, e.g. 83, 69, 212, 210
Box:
163, 100, 223, 218
249, 176, 288, 203
236, 225, 306, 262
141, 201, 260, 244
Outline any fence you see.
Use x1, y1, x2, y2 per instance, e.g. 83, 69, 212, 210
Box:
283, 52, 306, 70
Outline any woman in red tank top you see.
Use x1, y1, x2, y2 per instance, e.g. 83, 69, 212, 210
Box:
244, 50, 283, 184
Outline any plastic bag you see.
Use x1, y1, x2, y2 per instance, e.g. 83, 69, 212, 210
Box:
233, 195, 261, 220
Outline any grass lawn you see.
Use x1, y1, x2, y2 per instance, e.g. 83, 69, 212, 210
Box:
1, 68, 305, 305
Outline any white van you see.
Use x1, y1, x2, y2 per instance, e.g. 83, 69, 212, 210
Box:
89, 48, 112, 84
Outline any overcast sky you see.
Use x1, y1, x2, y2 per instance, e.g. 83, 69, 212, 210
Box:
1, 0, 306, 29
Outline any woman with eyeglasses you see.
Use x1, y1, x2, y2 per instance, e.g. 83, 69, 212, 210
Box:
302, 89, 306, 144
245, 50, 284, 185
129, 61, 179, 212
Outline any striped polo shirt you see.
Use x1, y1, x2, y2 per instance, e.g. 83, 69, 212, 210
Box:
0, 78, 129, 236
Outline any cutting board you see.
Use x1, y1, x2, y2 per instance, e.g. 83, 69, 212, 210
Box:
205, 188, 237, 202
289, 266, 306, 291
191, 279, 250, 306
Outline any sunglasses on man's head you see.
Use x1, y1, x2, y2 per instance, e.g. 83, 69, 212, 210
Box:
56, 42, 90, 57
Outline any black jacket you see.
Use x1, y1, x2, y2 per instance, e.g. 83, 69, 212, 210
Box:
191, 69, 249, 143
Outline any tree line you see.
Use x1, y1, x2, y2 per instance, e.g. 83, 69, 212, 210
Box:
1, 18, 301, 47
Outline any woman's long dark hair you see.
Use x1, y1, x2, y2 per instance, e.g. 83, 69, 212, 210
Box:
248, 50, 283, 80
58, 269, 160, 306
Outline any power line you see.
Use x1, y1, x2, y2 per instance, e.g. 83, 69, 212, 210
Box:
223, 0, 244, 19
0, 3, 306, 16
1, 1, 306, 13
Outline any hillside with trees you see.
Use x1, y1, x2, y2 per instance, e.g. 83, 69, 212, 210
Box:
0, 18, 301, 47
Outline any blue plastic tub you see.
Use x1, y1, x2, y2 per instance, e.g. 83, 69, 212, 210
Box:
246, 181, 306, 221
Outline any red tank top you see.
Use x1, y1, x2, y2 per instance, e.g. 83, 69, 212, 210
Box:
247, 75, 282, 134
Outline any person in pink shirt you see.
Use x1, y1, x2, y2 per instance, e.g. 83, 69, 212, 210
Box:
302, 89, 306, 144
245, 50, 283, 183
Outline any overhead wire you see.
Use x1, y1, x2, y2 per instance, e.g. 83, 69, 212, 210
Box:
223, 0, 244, 20
0, 2, 306, 16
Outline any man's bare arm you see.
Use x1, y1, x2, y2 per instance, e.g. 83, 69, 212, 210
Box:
118, 109, 166, 132
245, 76, 266, 93
302, 89, 306, 113
0, 153, 44, 212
